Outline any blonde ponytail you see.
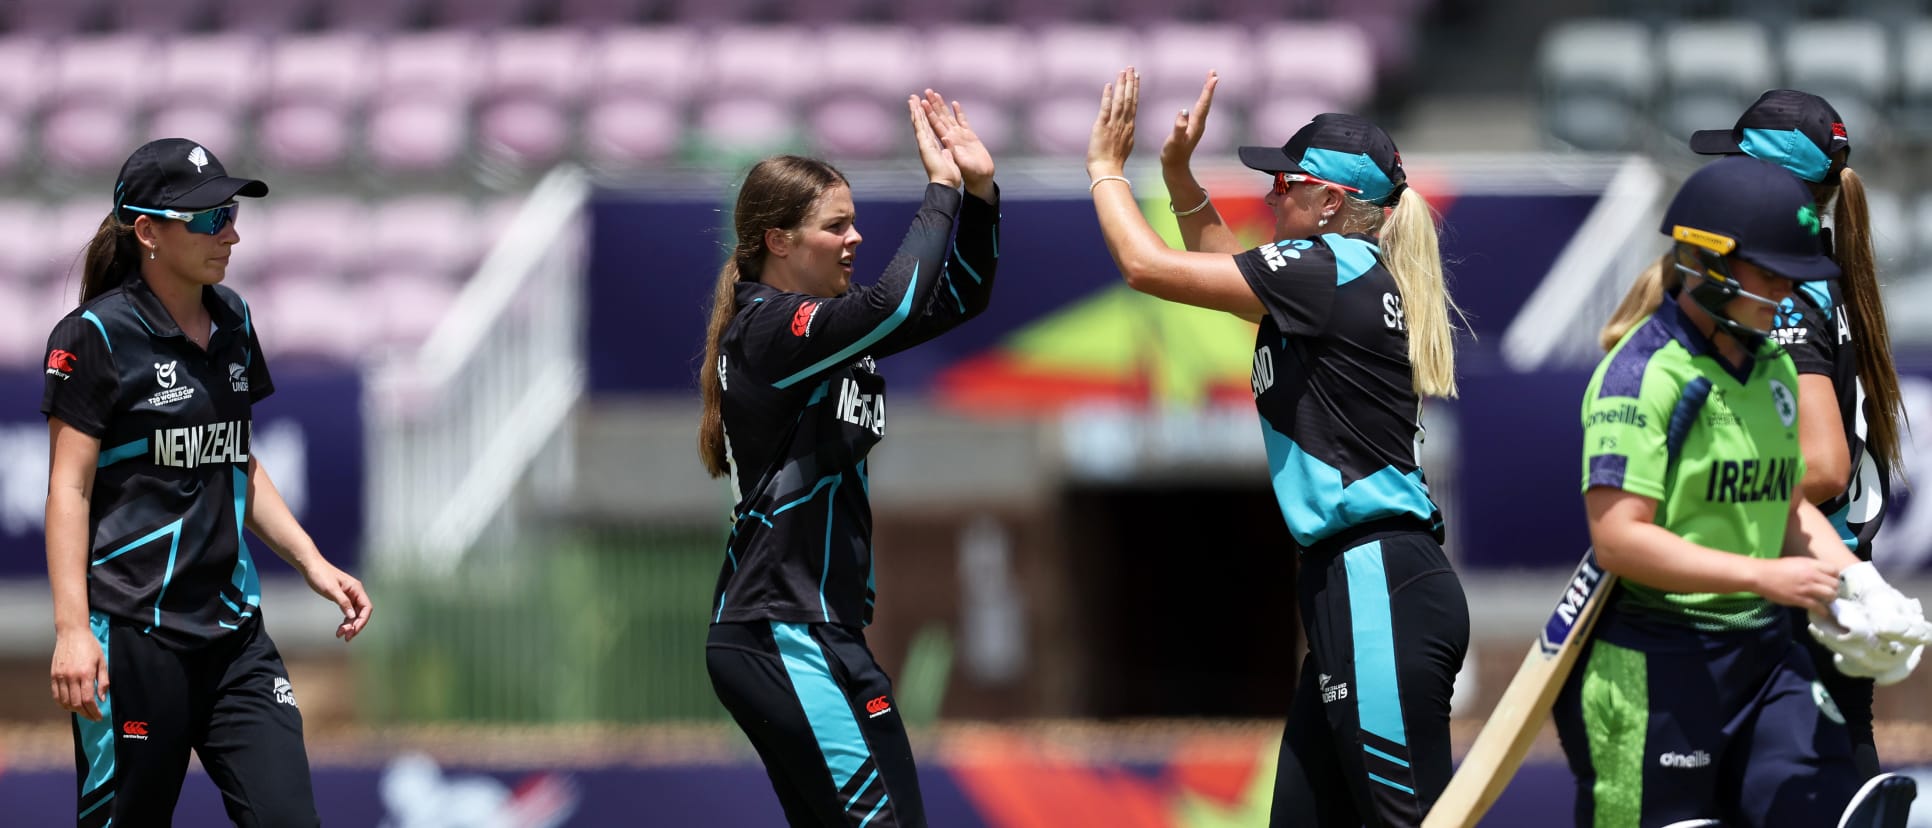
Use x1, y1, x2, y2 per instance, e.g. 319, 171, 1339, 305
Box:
1374, 188, 1464, 398
1598, 256, 1681, 352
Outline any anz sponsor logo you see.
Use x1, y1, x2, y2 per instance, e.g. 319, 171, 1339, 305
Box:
1256, 239, 1314, 272
1704, 456, 1797, 504
835, 378, 885, 435
1251, 346, 1275, 399
1587, 402, 1649, 430
152, 420, 251, 469
1658, 750, 1712, 770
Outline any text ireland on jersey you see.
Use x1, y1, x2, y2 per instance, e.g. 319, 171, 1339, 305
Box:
1704, 456, 1797, 504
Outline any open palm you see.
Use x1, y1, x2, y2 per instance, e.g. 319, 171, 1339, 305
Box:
921, 89, 994, 198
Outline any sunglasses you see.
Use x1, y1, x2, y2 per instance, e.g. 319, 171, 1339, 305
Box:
123, 202, 239, 235
1273, 172, 1362, 196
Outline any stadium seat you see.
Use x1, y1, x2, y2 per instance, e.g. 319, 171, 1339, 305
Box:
556, 0, 651, 25
708, 26, 813, 99
262, 196, 365, 277
43, 36, 155, 175
258, 273, 366, 362
692, 97, 799, 160
1863, 187, 1909, 267
212, 0, 316, 32
581, 28, 699, 168
0, 199, 54, 287
582, 97, 683, 168
1538, 19, 1656, 151
367, 195, 480, 278
149, 34, 266, 169
1659, 21, 1777, 150
1137, 24, 1256, 157
258, 33, 376, 173
3, 0, 108, 34
109, 0, 211, 33
1782, 20, 1892, 148
924, 26, 1033, 153
807, 26, 920, 159
1250, 22, 1376, 148
316, 0, 426, 31
1026, 25, 1137, 154
478, 29, 593, 172
1898, 22, 1932, 143
362, 270, 462, 351
425, 0, 543, 28
366, 32, 486, 175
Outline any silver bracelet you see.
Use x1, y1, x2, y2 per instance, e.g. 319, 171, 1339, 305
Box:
1089, 175, 1132, 192
1170, 189, 1211, 217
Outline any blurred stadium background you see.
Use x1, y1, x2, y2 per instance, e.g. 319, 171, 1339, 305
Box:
1, 0, 1932, 824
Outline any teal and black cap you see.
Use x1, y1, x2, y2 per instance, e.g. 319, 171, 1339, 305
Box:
1662, 156, 1839, 282
113, 138, 268, 222
1688, 89, 1848, 183
1238, 113, 1407, 206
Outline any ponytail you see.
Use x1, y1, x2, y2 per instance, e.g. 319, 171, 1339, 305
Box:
1373, 188, 1464, 398
1830, 166, 1906, 471
1599, 256, 1682, 352
696, 154, 850, 479
698, 257, 746, 478
80, 213, 140, 304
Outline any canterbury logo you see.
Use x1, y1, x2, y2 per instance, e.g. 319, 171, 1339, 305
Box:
47, 349, 76, 372
791, 302, 820, 337
121, 720, 150, 740
864, 695, 892, 718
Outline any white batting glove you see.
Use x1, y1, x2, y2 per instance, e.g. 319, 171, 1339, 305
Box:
1811, 599, 1924, 686
1838, 562, 1932, 647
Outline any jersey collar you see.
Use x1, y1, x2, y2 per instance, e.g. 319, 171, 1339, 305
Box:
121, 275, 245, 343
1656, 291, 1776, 384
735, 280, 782, 307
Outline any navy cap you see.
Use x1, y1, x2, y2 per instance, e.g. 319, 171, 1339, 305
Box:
1661, 156, 1839, 282
1687, 89, 1848, 183
113, 138, 267, 222
1238, 113, 1407, 206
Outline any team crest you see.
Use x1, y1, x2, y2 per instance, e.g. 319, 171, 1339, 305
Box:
1769, 379, 1797, 428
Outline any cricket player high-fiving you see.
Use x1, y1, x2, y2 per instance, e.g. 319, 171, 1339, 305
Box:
1561, 155, 1930, 827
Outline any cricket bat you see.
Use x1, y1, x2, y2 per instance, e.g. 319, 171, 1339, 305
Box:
1423, 549, 1617, 828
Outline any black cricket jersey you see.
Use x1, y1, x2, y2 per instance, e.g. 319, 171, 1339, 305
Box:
1234, 233, 1442, 550
1770, 279, 1888, 557
42, 276, 274, 650
712, 183, 999, 627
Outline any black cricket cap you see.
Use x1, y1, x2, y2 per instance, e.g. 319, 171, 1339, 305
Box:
113, 138, 268, 221
1687, 90, 1848, 183
1238, 113, 1407, 206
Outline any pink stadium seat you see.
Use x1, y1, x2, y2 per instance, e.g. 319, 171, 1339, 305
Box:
42, 107, 137, 175
0, 39, 50, 115
1255, 22, 1376, 113
664, 0, 764, 25
707, 27, 812, 99
0, 280, 47, 367
317, 0, 424, 31
809, 98, 900, 159
366, 33, 486, 174
556, 0, 650, 25
926, 27, 1035, 103
582, 97, 682, 168
1026, 25, 1135, 155
1245, 94, 1347, 150
363, 270, 462, 352
262, 196, 364, 276
259, 273, 366, 362
5, 0, 107, 34
1137, 24, 1256, 157
258, 34, 375, 172
110, 0, 211, 33
478, 29, 593, 171
149, 35, 265, 164
593, 29, 700, 105
147, 108, 245, 163
425, 0, 541, 28
0, 200, 54, 286
367, 196, 478, 277
807, 26, 920, 160
211, 0, 315, 32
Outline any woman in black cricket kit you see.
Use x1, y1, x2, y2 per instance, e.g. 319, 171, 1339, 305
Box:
43, 138, 372, 827
696, 92, 999, 827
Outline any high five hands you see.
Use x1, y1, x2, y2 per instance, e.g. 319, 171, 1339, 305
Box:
910, 89, 995, 202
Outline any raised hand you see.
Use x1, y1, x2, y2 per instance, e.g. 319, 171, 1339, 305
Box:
1087, 67, 1140, 180
910, 94, 961, 189
920, 90, 993, 201
1159, 71, 1218, 171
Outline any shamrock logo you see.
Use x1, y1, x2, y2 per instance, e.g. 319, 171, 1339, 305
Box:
1797, 204, 1822, 236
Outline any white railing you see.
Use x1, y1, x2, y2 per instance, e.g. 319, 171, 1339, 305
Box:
366, 166, 591, 574
1501, 155, 1669, 371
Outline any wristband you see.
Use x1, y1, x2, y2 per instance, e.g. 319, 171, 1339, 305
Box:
1170, 189, 1211, 217
1089, 175, 1131, 192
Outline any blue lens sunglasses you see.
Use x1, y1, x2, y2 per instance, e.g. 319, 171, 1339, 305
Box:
121, 202, 239, 235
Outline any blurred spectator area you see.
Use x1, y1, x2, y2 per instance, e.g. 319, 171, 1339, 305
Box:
0, 20, 1396, 182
